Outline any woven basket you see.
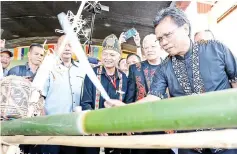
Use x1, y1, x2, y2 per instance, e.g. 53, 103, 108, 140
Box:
0, 76, 44, 119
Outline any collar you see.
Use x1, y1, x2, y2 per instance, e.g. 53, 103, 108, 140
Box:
25, 62, 31, 70
144, 60, 150, 66
145, 58, 162, 66
98, 66, 121, 80
26, 62, 42, 73
175, 41, 193, 60
61, 59, 78, 67
3, 68, 8, 73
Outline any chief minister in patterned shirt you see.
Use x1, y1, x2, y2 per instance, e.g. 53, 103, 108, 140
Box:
106, 7, 237, 154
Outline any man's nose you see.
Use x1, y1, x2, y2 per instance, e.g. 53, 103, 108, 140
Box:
160, 38, 169, 47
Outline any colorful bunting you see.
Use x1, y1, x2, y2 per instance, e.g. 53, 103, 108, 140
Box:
10, 44, 129, 61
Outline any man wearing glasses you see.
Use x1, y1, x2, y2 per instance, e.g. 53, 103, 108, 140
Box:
105, 7, 237, 154
7, 43, 44, 81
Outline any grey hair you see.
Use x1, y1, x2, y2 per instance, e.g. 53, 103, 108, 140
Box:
194, 29, 215, 39
153, 7, 191, 37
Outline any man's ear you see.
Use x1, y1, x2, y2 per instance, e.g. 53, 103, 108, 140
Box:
183, 23, 190, 36
55, 44, 58, 52
27, 50, 31, 59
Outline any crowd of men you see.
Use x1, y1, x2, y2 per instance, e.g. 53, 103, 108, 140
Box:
1, 6, 237, 154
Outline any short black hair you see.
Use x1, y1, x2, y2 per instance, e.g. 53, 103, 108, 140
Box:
153, 7, 191, 37
194, 29, 215, 39
126, 53, 141, 62
29, 43, 43, 52
118, 58, 126, 67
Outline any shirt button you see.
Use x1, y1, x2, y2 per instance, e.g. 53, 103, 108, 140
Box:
73, 102, 75, 103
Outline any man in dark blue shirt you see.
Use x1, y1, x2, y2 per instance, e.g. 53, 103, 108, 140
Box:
150, 7, 237, 154
7, 43, 44, 81
125, 34, 171, 154
125, 34, 167, 103
106, 7, 237, 154
81, 34, 129, 154
7, 43, 44, 154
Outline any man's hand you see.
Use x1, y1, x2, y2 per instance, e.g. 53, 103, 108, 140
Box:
24, 76, 33, 82
119, 32, 126, 44
74, 106, 82, 113
126, 132, 134, 136
104, 99, 126, 108
0, 39, 5, 48
231, 82, 237, 88
99, 133, 108, 136
133, 32, 141, 47
165, 130, 175, 134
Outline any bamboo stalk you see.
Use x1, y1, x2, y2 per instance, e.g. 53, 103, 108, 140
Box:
1, 129, 237, 149
1, 112, 84, 136
84, 88, 237, 134
1, 89, 237, 136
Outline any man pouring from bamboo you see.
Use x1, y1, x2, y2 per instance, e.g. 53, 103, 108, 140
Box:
41, 35, 86, 154
105, 7, 237, 154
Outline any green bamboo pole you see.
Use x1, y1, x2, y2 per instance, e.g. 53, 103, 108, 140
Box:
84, 88, 237, 134
1, 112, 83, 136
1, 89, 237, 136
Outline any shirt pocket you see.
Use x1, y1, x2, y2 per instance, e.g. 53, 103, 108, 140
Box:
73, 75, 85, 89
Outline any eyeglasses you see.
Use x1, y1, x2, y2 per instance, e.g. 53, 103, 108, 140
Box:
157, 26, 180, 42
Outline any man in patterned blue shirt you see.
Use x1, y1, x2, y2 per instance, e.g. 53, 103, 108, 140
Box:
6, 43, 44, 154
105, 7, 237, 154
7, 43, 44, 81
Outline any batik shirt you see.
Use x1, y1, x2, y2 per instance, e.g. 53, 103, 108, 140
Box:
125, 60, 160, 103
81, 65, 128, 110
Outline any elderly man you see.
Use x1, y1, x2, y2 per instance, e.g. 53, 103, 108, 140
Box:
81, 34, 129, 154
1, 48, 13, 77
124, 34, 171, 154
125, 34, 167, 103
106, 7, 237, 154
41, 35, 86, 154
42, 35, 85, 115
7, 43, 44, 81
